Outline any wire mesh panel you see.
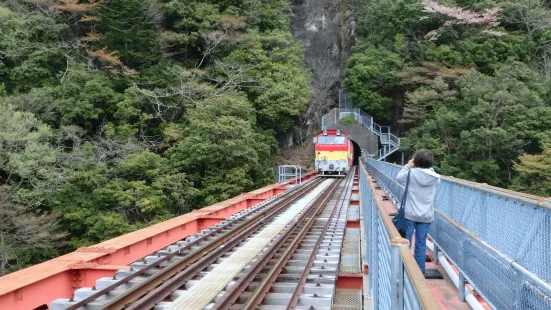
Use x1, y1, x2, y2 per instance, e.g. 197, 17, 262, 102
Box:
377, 214, 392, 310
333, 288, 363, 310
366, 159, 551, 310
403, 271, 422, 310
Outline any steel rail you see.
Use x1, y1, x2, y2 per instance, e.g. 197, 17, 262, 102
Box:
94, 178, 323, 310
286, 167, 356, 309
211, 176, 343, 310
65, 194, 276, 310
240, 175, 346, 309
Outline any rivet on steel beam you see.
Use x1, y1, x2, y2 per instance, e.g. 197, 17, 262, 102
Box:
324, 259, 327, 262
321, 265, 325, 269
319, 274, 323, 277
313, 293, 318, 297
310, 306, 315, 310
92, 286, 96, 290
316, 282, 321, 287
325, 253, 328, 256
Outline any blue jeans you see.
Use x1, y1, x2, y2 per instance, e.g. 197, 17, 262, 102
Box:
405, 220, 431, 274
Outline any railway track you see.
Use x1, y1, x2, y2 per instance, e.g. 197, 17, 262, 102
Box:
214, 170, 355, 310
52, 170, 356, 310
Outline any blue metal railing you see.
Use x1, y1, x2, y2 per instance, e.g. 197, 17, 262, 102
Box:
365, 159, 551, 310
360, 162, 439, 309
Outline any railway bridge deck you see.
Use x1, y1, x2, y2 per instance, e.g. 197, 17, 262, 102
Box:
0, 160, 550, 310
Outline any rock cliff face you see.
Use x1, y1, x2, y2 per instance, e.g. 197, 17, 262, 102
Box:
280, 0, 356, 150
291, 0, 355, 81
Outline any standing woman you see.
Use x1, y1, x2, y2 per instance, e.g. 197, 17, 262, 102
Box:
396, 149, 440, 275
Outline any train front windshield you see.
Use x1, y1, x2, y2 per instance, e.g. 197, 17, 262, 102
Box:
317, 136, 346, 144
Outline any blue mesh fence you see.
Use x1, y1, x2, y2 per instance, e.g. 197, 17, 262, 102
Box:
377, 214, 392, 310
366, 159, 551, 310
360, 163, 436, 309
404, 271, 422, 309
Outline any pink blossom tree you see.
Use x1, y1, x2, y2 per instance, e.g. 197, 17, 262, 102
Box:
421, 0, 505, 40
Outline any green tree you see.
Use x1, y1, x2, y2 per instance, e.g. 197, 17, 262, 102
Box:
53, 146, 197, 248
96, 0, 160, 68
0, 7, 71, 93
511, 144, 551, 197
0, 189, 66, 275
8, 65, 122, 132
402, 61, 551, 185
224, 30, 311, 133
343, 45, 404, 120
169, 93, 274, 206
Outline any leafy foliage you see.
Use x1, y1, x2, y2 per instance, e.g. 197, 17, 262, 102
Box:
0, 188, 66, 275
0, 0, 308, 272
339, 115, 359, 125
95, 0, 160, 68
169, 94, 274, 206
511, 143, 551, 197
224, 30, 311, 132
346, 0, 551, 193
343, 44, 403, 120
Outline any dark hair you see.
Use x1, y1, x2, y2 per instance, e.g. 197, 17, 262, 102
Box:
413, 149, 434, 169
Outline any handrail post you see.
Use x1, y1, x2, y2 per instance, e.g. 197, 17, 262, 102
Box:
391, 237, 408, 310
458, 272, 466, 302
433, 244, 439, 265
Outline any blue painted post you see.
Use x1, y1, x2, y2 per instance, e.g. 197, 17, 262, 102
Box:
390, 239, 406, 310
433, 244, 439, 265
459, 272, 466, 302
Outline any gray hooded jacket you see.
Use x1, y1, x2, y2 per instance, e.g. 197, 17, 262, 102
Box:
396, 164, 440, 223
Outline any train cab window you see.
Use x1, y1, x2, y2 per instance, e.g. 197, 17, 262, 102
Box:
317, 136, 346, 144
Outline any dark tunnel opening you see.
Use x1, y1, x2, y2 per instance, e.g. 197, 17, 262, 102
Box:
351, 140, 361, 166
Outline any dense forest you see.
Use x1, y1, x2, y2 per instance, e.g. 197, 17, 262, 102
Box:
1, 0, 550, 275
345, 0, 551, 194
0, 0, 310, 274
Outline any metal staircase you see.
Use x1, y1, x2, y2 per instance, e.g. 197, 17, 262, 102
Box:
321, 90, 400, 161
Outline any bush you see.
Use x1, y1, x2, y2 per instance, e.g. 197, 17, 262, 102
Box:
339, 115, 359, 125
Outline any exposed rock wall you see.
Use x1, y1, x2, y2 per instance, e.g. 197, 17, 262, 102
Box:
280, 0, 356, 150
292, 0, 356, 80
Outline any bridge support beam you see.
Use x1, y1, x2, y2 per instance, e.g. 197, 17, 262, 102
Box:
0, 173, 316, 310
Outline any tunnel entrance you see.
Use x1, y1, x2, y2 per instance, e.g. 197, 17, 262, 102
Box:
351, 140, 362, 166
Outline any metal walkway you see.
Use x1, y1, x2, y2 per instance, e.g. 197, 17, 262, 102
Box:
363, 159, 551, 310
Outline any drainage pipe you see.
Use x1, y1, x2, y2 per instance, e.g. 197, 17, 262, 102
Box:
426, 240, 486, 310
